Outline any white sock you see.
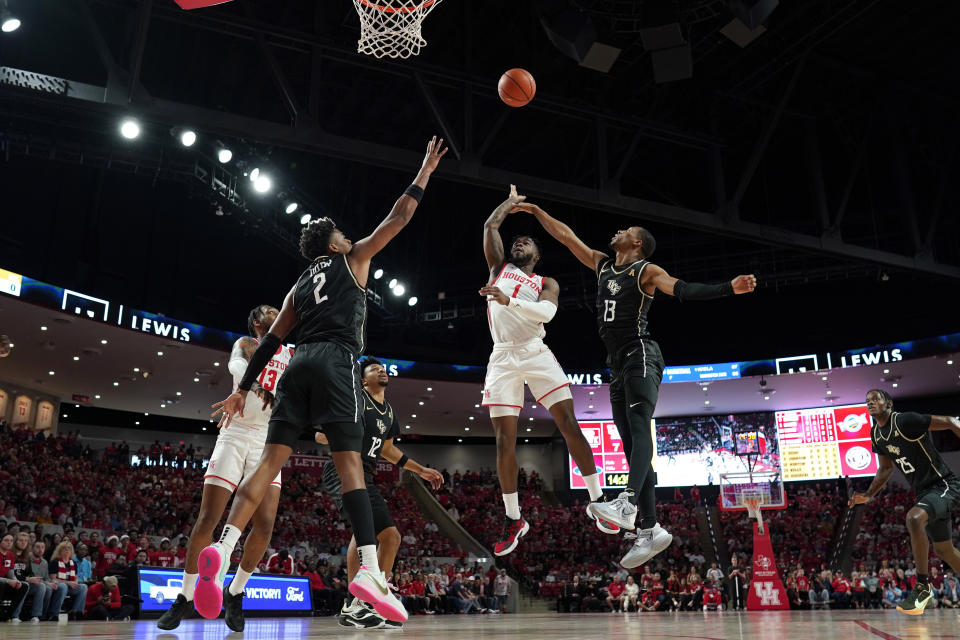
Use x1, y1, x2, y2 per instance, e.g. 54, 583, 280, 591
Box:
583, 474, 603, 501
218, 524, 241, 552
359, 544, 378, 570
229, 568, 253, 596
502, 492, 521, 520
181, 572, 199, 601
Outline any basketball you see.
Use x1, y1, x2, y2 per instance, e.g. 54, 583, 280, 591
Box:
498, 68, 536, 107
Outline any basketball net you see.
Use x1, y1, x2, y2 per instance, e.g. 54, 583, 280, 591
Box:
352, 0, 444, 59
744, 498, 765, 535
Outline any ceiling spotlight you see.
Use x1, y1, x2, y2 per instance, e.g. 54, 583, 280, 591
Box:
388, 278, 398, 289
475, 404, 480, 408
588, 404, 594, 409
172, 127, 196, 147
408, 296, 418, 306
48, 370, 54, 375
119, 118, 141, 140
62, 414, 67, 418
411, 414, 417, 418
826, 390, 832, 395
892, 383, 898, 388
135, 421, 140, 425
528, 417, 534, 421
101, 339, 108, 345
284, 201, 298, 214
764, 395, 770, 400
883, 369, 890, 374
373, 269, 384, 280
704, 400, 710, 405
589, 391, 594, 395
524, 438, 529, 443
821, 376, 828, 381
94, 395, 100, 399
176, 391, 182, 396
948, 360, 954, 366
418, 401, 424, 406
405, 425, 410, 429
465, 427, 470, 432
469, 416, 475, 420
202, 427, 207, 431
216, 143, 233, 164
214, 362, 220, 366
133, 367, 140, 372
113, 381, 119, 386
526, 428, 531, 432
193, 377, 200, 382
253, 175, 272, 194
427, 387, 433, 392
157, 351, 163, 357
249, 167, 260, 182
40, 325, 47, 331
1, 3, 20, 33
300, 213, 311, 225
73, 356, 79, 361
393, 284, 405, 296
458, 438, 463, 443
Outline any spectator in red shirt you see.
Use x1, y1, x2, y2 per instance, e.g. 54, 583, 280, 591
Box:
0, 533, 29, 622
266, 550, 293, 575
832, 570, 851, 609
84, 576, 133, 620
175, 538, 188, 566
605, 576, 625, 611
96, 536, 121, 579
702, 580, 723, 611
152, 539, 177, 568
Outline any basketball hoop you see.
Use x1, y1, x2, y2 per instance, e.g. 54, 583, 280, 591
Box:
744, 497, 765, 535
352, 0, 444, 59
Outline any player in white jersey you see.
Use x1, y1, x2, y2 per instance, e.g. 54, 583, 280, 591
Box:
478, 185, 617, 557
157, 304, 293, 631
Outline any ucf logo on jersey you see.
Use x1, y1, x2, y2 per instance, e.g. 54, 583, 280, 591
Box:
886, 445, 901, 455
606, 279, 621, 295
376, 418, 387, 434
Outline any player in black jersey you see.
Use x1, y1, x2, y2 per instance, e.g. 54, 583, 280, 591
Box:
516, 201, 755, 568
317, 357, 444, 628
850, 389, 960, 615
202, 136, 447, 624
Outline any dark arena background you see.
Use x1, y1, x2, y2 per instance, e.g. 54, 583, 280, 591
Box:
1, 1, 960, 638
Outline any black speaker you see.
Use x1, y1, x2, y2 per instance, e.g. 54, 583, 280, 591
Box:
727, 0, 779, 30
651, 43, 692, 83
540, 8, 597, 63
640, 0, 684, 51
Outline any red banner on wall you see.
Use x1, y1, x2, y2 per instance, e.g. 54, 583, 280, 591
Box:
746, 522, 789, 610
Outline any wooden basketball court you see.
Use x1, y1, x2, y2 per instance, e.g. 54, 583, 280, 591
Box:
5, 610, 958, 640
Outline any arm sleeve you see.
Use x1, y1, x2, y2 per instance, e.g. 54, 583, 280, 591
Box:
228, 356, 248, 384
896, 412, 932, 439
673, 280, 734, 302
238, 334, 282, 391
507, 298, 557, 323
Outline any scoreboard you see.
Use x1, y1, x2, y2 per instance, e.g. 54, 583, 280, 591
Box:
775, 403, 877, 481
569, 421, 631, 489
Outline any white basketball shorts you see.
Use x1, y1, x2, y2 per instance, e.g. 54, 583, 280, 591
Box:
483, 341, 572, 417
204, 425, 281, 491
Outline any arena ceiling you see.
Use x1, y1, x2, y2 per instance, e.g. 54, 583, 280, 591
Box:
1, 0, 959, 373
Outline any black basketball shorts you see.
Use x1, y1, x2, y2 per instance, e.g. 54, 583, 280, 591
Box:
916, 477, 960, 542
266, 341, 363, 452
321, 463, 395, 534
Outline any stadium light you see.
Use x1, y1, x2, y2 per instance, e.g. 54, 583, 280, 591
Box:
119, 118, 141, 140
1, 2, 20, 33
388, 278, 398, 289
284, 201, 298, 214
392, 284, 405, 296
171, 127, 196, 147
407, 296, 418, 306
373, 268, 384, 280
249, 167, 260, 182
253, 175, 272, 193
299, 213, 311, 225
215, 142, 233, 163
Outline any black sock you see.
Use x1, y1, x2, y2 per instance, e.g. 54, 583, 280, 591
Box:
341, 489, 377, 547
623, 488, 638, 505
917, 574, 928, 589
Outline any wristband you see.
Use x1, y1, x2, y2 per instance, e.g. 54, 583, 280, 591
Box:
397, 454, 410, 469
403, 184, 424, 203
238, 333, 282, 391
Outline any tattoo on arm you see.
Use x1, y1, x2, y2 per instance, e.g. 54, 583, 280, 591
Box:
483, 202, 511, 271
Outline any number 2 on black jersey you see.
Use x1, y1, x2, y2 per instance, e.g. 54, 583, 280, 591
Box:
313, 272, 328, 305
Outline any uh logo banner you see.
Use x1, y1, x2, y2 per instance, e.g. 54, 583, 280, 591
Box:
746, 522, 789, 610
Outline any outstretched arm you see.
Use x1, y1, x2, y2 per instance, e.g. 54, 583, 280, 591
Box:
381, 440, 444, 490
642, 263, 756, 299
848, 454, 895, 506
348, 136, 448, 283
483, 185, 526, 274
227, 337, 272, 410
927, 415, 960, 438
513, 202, 607, 271
212, 286, 297, 428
